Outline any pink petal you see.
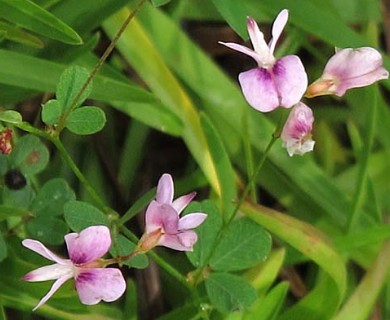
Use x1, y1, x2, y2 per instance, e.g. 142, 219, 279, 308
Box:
218, 41, 262, 65
281, 102, 315, 156
22, 239, 69, 265
269, 9, 289, 55
156, 173, 174, 204
159, 232, 197, 251
325, 47, 385, 80
65, 226, 111, 265
171, 191, 196, 214
32, 274, 73, 311
178, 213, 207, 230
238, 67, 279, 112
75, 268, 126, 305
23, 264, 73, 282
273, 55, 308, 108
145, 200, 164, 233
145, 201, 178, 234
246, 17, 271, 64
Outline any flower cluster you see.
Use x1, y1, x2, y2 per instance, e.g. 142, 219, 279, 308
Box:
22, 174, 206, 310
220, 10, 388, 156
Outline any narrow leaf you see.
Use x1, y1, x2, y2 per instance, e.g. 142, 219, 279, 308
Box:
0, 0, 82, 44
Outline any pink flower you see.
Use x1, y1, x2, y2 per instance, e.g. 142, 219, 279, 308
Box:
0, 129, 12, 154
139, 174, 207, 252
281, 102, 315, 156
306, 47, 389, 97
219, 9, 307, 112
22, 226, 126, 310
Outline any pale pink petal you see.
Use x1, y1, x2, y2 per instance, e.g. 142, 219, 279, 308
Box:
324, 47, 386, 80
178, 213, 207, 230
159, 204, 179, 234
75, 268, 126, 305
238, 67, 279, 112
335, 67, 389, 95
146, 202, 178, 234
65, 226, 111, 265
22, 239, 69, 265
171, 191, 196, 214
269, 9, 289, 55
218, 41, 262, 65
145, 200, 164, 233
177, 231, 198, 250
156, 173, 174, 204
273, 55, 308, 108
281, 102, 315, 156
246, 17, 272, 64
32, 274, 73, 311
159, 233, 195, 251
23, 264, 73, 282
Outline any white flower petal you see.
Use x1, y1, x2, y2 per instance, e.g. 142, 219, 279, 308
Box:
269, 9, 289, 55
32, 274, 73, 311
22, 239, 69, 265
23, 263, 73, 282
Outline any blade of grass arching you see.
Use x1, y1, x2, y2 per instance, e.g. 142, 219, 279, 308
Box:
132, 2, 350, 228
0, 0, 82, 44
347, 86, 378, 231
102, 7, 221, 196
0, 49, 182, 136
118, 120, 150, 200
242, 202, 347, 317
200, 113, 237, 220
334, 240, 390, 320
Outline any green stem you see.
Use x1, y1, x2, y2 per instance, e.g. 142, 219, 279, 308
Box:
227, 132, 279, 225
347, 86, 377, 231
119, 226, 189, 288
191, 129, 280, 286
14, 122, 112, 214
55, 0, 147, 135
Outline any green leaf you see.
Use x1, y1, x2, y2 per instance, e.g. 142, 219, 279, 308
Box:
26, 216, 69, 245
200, 113, 237, 219
56, 65, 91, 110
41, 99, 63, 125
150, 0, 171, 7
210, 217, 272, 272
31, 178, 75, 217
0, 0, 83, 44
0, 21, 43, 48
186, 200, 222, 268
0, 232, 7, 262
110, 234, 148, 269
64, 200, 109, 231
333, 240, 390, 320
66, 106, 106, 135
2, 185, 34, 208
246, 282, 289, 320
205, 272, 257, 313
0, 110, 22, 124
10, 134, 49, 175
0, 0, 82, 44
242, 202, 347, 318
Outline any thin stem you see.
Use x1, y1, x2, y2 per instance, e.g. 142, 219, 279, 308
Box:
14, 122, 113, 215
55, 0, 147, 134
347, 86, 378, 231
119, 226, 190, 288
227, 133, 279, 225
